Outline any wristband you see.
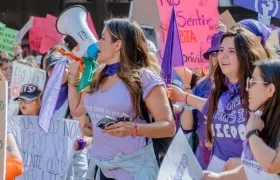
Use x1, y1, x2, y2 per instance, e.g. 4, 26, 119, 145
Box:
185, 93, 189, 103
246, 129, 260, 139
131, 123, 138, 138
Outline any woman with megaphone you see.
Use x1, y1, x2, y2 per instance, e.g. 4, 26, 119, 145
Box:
67, 18, 175, 180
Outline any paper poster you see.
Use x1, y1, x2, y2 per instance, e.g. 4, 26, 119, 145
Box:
157, 0, 220, 69
233, 0, 280, 26
0, 81, 8, 179
0, 22, 6, 28
29, 17, 46, 51
8, 62, 46, 116
0, 27, 19, 55
268, 29, 279, 46
132, 0, 161, 27
14, 17, 34, 45
158, 129, 203, 180
8, 116, 80, 180
220, 10, 236, 29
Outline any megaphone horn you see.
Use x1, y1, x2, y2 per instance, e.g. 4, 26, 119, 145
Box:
56, 5, 99, 57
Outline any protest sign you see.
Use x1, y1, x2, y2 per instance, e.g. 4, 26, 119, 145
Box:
29, 17, 45, 51
8, 62, 46, 116
220, 10, 236, 29
132, 0, 161, 27
0, 22, 5, 28
0, 27, 19, 55
233, 0, 280, 26
8, 116, 80, 180
0, 81, 8, 179
14, 18, 34, 45
157, 0, 220, 69
268, 29, 279, 46
158, 128, 203, 180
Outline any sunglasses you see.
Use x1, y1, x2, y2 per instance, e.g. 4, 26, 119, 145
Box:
246, 77, 268, 89
16, 99, 37, 104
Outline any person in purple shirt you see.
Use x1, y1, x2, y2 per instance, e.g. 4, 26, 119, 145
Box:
167, 27, 271, 173
180, 31, 224, 170
67, 18, 175, 180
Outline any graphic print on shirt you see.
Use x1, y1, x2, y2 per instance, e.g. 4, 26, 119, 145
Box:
212, 96, 246, 140
85, 105, 123, 124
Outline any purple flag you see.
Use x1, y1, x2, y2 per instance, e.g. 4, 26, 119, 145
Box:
161, 6, 184, 84
38, 57, 67, 132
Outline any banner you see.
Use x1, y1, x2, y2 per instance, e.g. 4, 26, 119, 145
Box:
0, 27, 19, 55
9, 62, 46, 116
233, 0, 280, 26
0, 81, 8, 179
14, 18, 34, 45
8, 116, 80, 180
157, 0, 220, 69
158, 129, 203, 180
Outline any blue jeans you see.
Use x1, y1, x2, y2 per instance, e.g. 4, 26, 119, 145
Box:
66, 148, 88, 180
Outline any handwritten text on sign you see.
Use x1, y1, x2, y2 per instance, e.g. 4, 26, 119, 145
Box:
9, 62, 46, 116
8, 116, 79, 180
0, 81, 8, 179
0, 27, 19, 55
157, 0, 220, 69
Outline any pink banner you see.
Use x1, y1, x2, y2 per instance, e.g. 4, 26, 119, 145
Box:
87, 12, 99, 39
29, 17, 46, 52
157, 0, 220, 69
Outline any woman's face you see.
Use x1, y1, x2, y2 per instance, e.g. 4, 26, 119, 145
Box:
18, 98, 40, 115
246, 67, 274, 111
97, 27, 120, 64
218, 37, 239, 82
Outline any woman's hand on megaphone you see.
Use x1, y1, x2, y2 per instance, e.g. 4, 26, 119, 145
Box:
68, 61, 80, 77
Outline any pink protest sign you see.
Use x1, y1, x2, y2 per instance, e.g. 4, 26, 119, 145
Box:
39, 14, 63, 54
157, 0, 220, 69
87, 12, 99, 39
29, 17, 46, 52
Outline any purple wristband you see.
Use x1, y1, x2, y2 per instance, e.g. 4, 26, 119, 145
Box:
77, 139, 87, 150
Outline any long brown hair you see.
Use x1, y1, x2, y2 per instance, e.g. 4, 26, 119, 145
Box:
206, 27, 270, 143
90, 18, 160, 119
255, 59, 280, 149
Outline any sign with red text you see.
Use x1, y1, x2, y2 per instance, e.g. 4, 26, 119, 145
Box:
9, 62, 46, 116
157, 0, 220, 69
29, 17, 46, 52
0, 81, 8, 179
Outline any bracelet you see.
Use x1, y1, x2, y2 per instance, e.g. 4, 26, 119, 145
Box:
131, 123, 138, 138
68, 80, 79, 87
185, 93, 189, 103
246, 129, 260, 139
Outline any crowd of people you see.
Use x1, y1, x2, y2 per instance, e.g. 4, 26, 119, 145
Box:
1, 11, 280, 180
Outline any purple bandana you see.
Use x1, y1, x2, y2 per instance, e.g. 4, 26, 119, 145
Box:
55, 84, 68, 110
217, 78, 239, 112
104, 62, 120, 76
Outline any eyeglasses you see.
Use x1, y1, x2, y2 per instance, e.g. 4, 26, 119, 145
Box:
210, 51, 218, 57
246, 77, 268, 89
16, 99, 36, 104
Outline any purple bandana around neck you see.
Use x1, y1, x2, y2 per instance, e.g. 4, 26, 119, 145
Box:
38, 57, 68, 132
104, 62, 120, 76
55, 84, 68, 110
217, 77, 239, 112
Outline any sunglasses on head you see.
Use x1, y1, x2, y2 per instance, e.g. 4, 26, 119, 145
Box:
246, 77, 268, 89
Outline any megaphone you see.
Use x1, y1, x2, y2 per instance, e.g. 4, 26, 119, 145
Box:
56, 5, 98, 57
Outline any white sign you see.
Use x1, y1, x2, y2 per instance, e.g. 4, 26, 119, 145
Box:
9, 62, 46, 116
158, 129, 203, 180
8, 116, 79, 180
0, 81, 8, 179
14, 18, 34, 44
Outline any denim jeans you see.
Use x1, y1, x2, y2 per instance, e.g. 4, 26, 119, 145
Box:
66, 148, 88, 180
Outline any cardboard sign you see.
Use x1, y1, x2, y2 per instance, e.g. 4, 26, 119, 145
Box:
220, 10, 236, 29
0, 27, 19, 55
8, 116, 80, 180
268, 29, 279, 46
14, 18, 34, 45
8, 62, 46, 116
132, 0, 161, 27
158, 129, 203, 180
0, 81, 8, 179
157, 0, 220, 69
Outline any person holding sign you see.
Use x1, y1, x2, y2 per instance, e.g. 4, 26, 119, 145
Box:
68, 18, 175, 180
167, 27, 269, 173
14, 84, 42, 116
204, 59, 280, 180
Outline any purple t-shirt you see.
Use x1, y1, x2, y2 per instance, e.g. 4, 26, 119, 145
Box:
84, 69, 164, 179
202, 91, 246, 162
